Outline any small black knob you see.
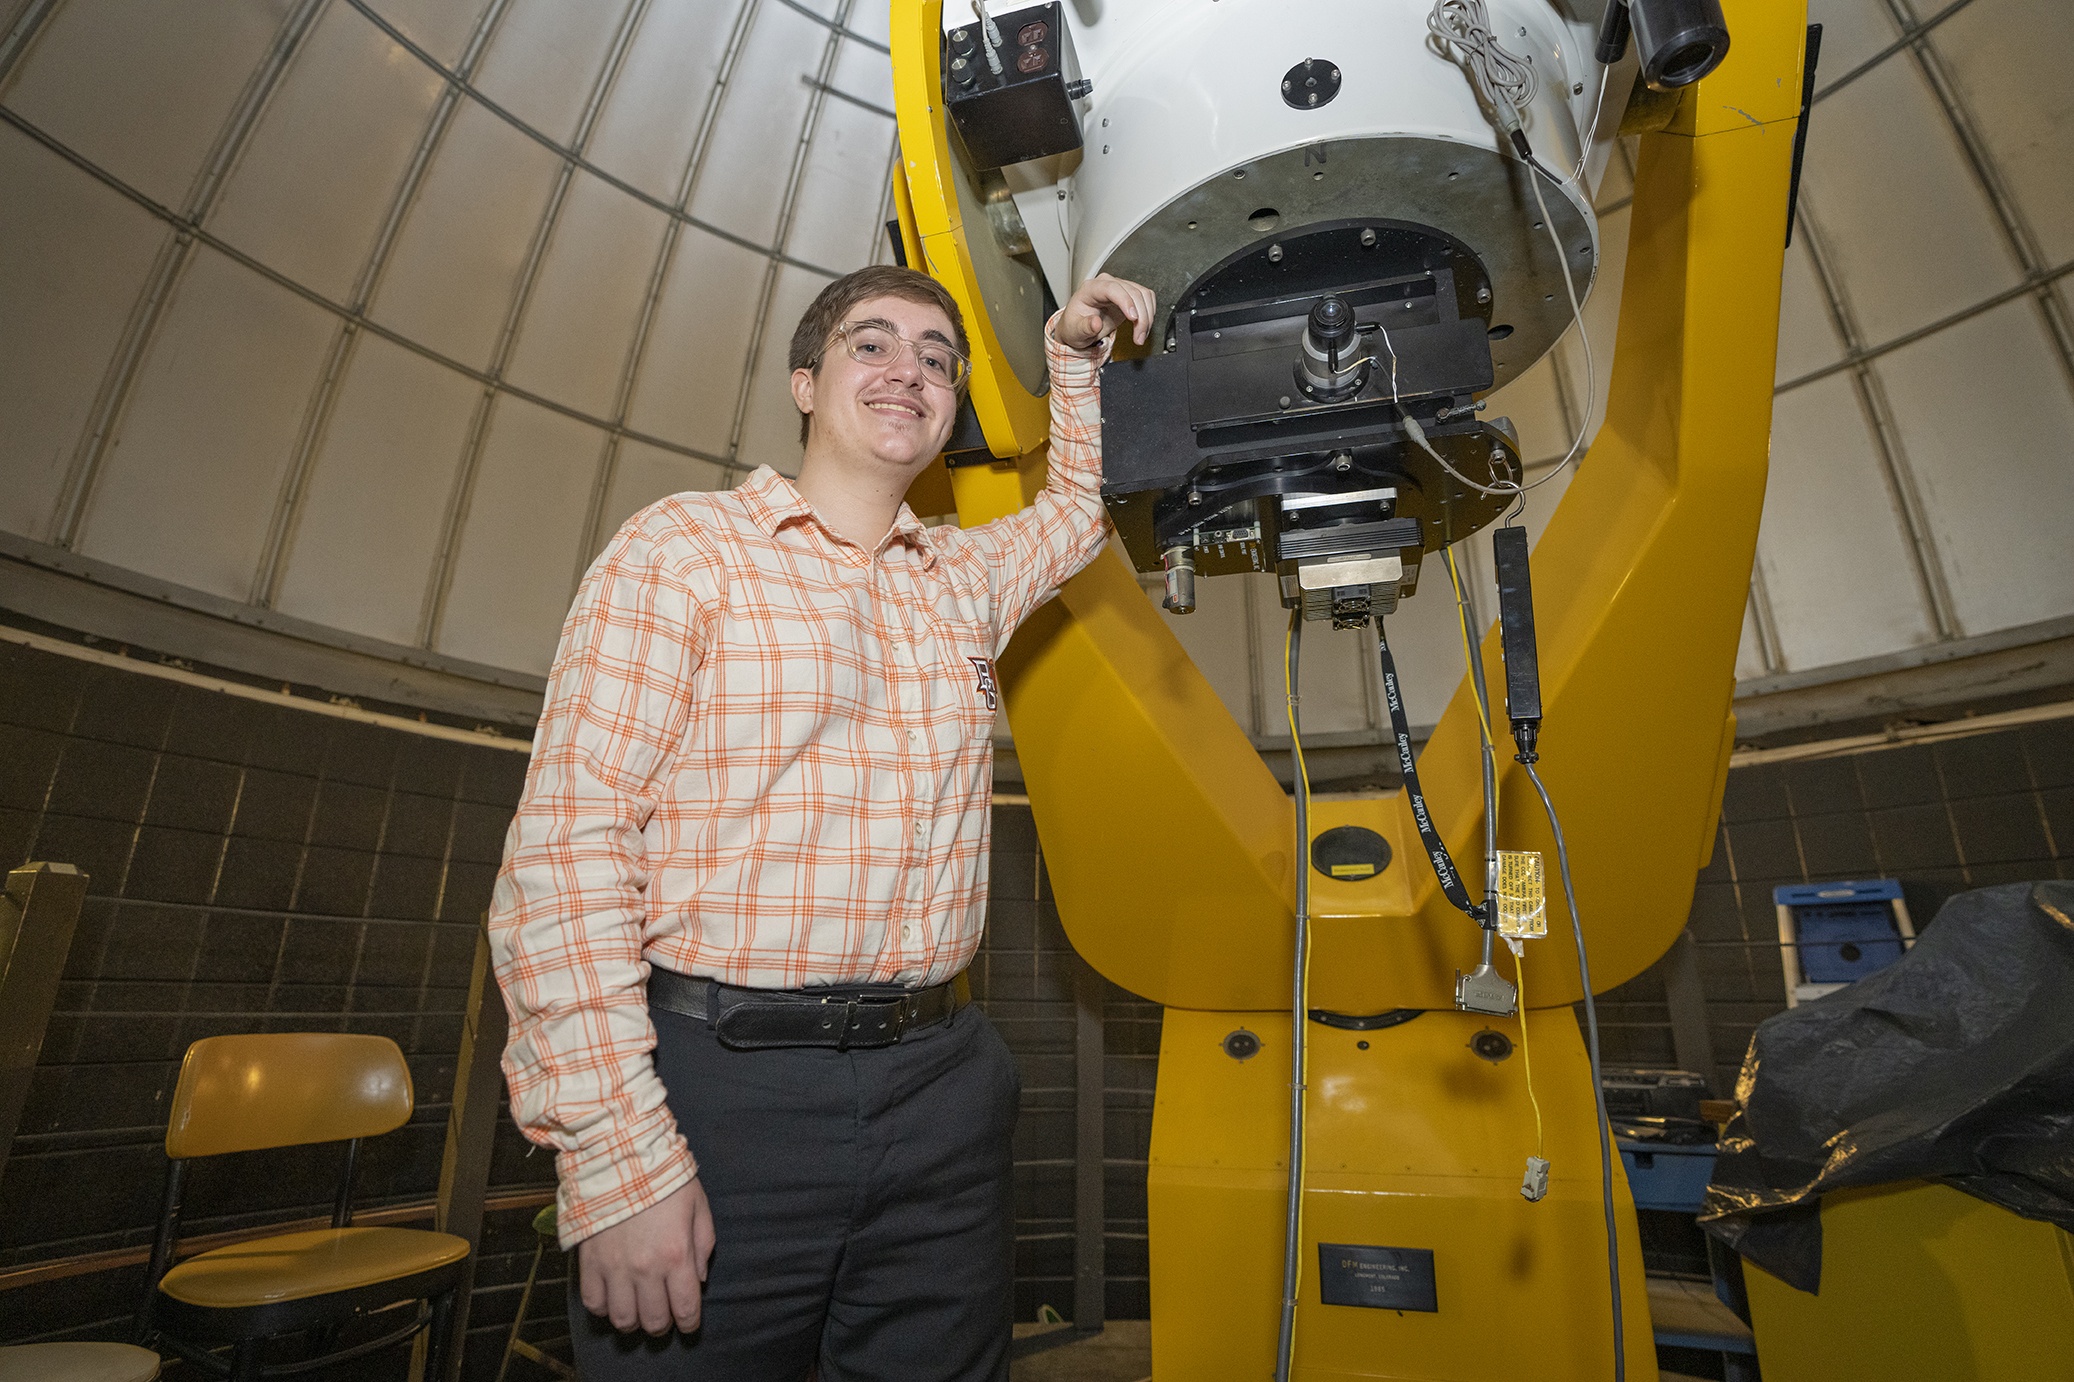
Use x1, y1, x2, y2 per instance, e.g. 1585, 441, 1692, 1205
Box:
1064, 78, 1093, 100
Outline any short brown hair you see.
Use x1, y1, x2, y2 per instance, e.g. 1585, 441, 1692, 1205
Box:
788, 264, 969, 444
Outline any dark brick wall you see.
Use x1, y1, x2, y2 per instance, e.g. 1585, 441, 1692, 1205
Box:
0, 638, 549, 1363
975, 803, 1160, 1323
1593, 715, 2074, 1092
0, 641, 1160, 1366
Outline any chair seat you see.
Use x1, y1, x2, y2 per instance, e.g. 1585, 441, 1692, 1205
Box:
0, 1343, 162, 1382
157, 1227, 469, 1309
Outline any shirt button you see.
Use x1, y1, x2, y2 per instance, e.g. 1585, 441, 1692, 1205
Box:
907, 729, 920, 743
902, 924, 915, 941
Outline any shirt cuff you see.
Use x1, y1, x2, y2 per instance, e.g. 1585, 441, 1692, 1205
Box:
553, 1114, 698, 1247
1045, 310, 1113, 390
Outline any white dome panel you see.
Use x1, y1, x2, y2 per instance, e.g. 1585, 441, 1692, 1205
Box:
583, 0, 744, 202
1879, 300, 2074, 637
1937, 0, 2074, 265
2, 0, 286, 211
435, 395, 604, 673
365, 96, 564, 370
272, 332, 484, 645
684, 3, 828, 247
1803, 59, 2022, 344
784, 98, 896, 274
1805, 0, 1903, 76
0, 123, 164, 542
471, 0, 638, 148
502, 171, 671, 418
373, 0, 497, 67
829, 24, 894, 102
595, 439, 729, 556
1735, 601, 1768, 684
76, 249, 336, 598
206, 2, 449, 304
1155, 568, 1255, 735
736, 263, 829, 476
844, 2, 892, 47
622, 230, 770, 457
1759, 374, 1940, 669
1774, 237, 1848, 385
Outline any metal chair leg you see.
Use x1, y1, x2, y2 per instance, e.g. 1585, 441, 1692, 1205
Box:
497, 1237, 548, 1382
421, 1289, 457, 1382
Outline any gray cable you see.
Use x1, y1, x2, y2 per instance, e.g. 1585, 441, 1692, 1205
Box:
1522, 760, 1626, 1381
1427, 0, 1539, 122
1274, 608, 1310, 1382
972, 0, 1003, 74
1449, 553, 1501, 969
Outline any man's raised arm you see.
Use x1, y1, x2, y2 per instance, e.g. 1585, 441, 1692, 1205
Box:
956, 274, 1156, 647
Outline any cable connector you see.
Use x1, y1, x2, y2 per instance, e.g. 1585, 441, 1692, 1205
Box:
1455, 962, 1518, 1017
1521, 1155, 1551, 1202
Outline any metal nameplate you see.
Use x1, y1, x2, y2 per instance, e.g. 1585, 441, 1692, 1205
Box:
1316, 1243, 1438, 1312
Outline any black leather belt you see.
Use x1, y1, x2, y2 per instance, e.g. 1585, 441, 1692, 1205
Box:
647, 965, 970, 1051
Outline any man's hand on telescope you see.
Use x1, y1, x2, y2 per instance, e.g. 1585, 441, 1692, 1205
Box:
1059, 273, 1157, 352
578, 1176, 718, 1335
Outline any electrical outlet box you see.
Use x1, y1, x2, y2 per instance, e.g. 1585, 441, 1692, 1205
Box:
944, 3, 1086, 170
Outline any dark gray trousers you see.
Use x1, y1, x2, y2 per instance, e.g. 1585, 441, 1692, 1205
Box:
568, 1000, 1020, 1382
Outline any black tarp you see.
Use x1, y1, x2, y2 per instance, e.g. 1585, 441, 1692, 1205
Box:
1698, 880, 2074, 1293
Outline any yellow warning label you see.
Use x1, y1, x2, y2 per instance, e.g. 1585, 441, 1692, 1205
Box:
1495, 851, 1547, 938
1330, 863, 1376, 879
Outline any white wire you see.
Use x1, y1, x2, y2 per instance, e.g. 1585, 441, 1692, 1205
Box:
1522, 161, 1597, 494
1573, 60, 1613, 185
1377, 325, 1515, 499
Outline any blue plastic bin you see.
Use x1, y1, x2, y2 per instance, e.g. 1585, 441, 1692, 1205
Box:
1618, 1141, 1719, 1213
1775, 879, 1908, 984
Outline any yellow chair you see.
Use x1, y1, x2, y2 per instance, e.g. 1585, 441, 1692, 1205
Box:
138, 1034, 470, 1381
0, 1343, 160, 1382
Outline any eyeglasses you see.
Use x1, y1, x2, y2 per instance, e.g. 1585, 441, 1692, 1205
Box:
825, 320, 970, 390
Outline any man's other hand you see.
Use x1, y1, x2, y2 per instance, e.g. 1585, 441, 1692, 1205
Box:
1058, 274, 1156, 351
578, 1177, 718, 1335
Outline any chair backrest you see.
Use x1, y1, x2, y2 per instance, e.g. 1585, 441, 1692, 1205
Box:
165, 1033, 413, 1159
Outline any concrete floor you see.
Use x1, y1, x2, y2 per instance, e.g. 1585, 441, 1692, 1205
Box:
1006, 1299, 1749, 1381
1009, 1322, 1151, 1382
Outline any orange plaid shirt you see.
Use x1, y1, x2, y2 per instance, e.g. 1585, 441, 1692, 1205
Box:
489, 321, 1112, 1244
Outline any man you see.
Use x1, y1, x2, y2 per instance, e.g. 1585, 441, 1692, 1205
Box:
489, 262, 1155, 1381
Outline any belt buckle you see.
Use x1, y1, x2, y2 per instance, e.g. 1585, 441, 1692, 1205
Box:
837, 995, 905, 1050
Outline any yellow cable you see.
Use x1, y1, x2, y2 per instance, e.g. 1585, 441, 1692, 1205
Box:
1282, 617, 1314, 1340
1516, 945, 1546, 1158
1443, 545, 1545, 1161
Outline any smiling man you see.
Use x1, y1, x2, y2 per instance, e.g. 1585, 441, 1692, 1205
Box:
488, 263, 1153, 1382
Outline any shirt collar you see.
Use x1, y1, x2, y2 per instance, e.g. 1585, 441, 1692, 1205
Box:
736, 465, 812, 535
736, 465, 935, 565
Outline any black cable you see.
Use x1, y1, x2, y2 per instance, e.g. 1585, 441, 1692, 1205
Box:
1522, 759, 1626, 1381
1376, 620, 1485, 924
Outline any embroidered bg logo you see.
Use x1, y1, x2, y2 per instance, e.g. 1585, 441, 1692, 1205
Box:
967, 657, 998, 711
